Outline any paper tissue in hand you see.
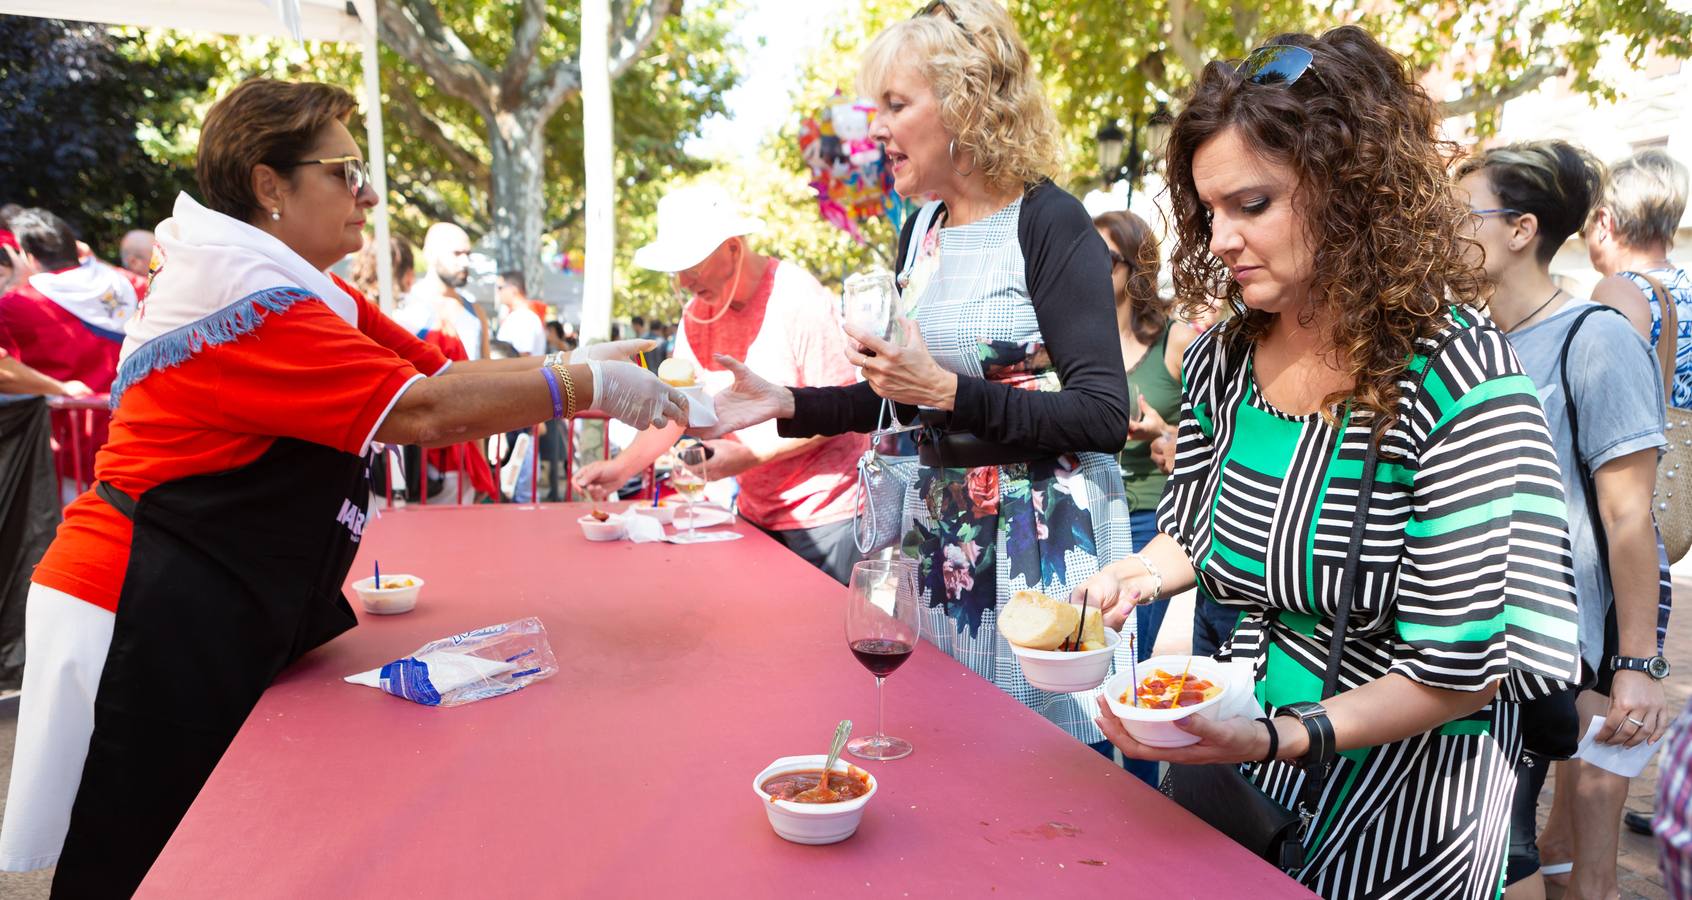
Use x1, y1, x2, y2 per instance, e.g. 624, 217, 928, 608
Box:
344, 617, 558, 707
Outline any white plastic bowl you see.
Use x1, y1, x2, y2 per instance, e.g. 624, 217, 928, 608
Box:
1009, 626, 1121, 693
1102, 654, 1232, 748
631, 504, 676, 525
350, 574, 424, 615
752, 755, 878, 845
578, 515, 626, 542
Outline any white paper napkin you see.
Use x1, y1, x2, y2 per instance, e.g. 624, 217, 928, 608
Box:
672, 505, 734, 529
681, 386, 717, 428
1215, 660, 1267, 721
618, 510, 666, 543
1575, 715, 1664, 777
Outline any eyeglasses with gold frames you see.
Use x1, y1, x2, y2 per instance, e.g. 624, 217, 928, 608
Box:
271, 155, 372, 198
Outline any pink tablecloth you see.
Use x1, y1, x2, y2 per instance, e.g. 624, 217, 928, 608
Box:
139, 504, 1310, 897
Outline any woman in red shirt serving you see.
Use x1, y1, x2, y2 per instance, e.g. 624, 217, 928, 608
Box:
0, 78, 684, 896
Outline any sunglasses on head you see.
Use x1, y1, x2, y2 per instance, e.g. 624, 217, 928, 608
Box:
1234, 44, 1316, 87
913, 0, 976, 45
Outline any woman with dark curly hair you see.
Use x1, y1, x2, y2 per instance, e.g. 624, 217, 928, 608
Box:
1075, 27, 1581, 897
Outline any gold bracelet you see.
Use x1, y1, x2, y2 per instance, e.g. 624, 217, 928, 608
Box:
552, 361, 578, 419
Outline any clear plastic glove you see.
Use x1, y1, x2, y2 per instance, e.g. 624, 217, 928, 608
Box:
574, 338, 658, 364
587, 360, 688, 430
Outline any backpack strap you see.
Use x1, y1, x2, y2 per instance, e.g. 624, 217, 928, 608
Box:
1559, 304, 1631, 591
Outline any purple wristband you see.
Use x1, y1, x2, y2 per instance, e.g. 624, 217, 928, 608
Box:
540, 365, 564, 419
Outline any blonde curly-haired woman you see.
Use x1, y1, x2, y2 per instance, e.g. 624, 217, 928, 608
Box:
705, 0, 1132, 754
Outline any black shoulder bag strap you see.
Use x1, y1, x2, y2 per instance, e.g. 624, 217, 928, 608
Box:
1559, 306, 1619, 578
1294, 325, 1466, 835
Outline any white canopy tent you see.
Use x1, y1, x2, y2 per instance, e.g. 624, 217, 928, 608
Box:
0, 0, 398, 308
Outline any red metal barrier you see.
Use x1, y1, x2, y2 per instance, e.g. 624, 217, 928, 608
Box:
46, 394, 111, 503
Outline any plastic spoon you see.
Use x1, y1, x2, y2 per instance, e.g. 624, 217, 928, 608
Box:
795, 719, 854, 802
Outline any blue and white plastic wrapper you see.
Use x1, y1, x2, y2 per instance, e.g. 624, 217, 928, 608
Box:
343, 617, 558, 707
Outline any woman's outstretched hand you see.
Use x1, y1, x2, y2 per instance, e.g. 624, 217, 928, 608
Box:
689, 355, 793, 439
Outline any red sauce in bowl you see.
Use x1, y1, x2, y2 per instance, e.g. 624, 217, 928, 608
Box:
761, 768, 871, 803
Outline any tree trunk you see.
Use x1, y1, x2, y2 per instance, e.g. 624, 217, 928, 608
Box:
580, 0, 614, 343
487, 110, 547, 281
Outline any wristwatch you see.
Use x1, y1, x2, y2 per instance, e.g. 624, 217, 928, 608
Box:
1275, 701, 1336, 771
1611, 655, 1671, 680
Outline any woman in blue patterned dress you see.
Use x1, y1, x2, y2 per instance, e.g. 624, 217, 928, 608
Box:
1076, 28, 1582, 898
1587, 149, 1691, 397
703, 0, 1134, 749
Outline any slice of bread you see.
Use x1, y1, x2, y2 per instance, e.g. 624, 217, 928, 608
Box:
998, 590, 1081, 650
1075, 605, 1105, 650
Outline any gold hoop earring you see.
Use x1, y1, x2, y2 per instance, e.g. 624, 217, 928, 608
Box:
948, 140, 975, 177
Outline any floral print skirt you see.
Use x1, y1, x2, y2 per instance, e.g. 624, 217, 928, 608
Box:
900, 450, 1132, 742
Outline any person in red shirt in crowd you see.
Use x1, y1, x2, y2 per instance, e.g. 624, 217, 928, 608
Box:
1, 227, 87, 397
574, 184, 866, 583
0, 209, 147, 494
0, 78, 685, 896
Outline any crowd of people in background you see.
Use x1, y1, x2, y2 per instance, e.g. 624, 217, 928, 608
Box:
0, 5, 1689, 897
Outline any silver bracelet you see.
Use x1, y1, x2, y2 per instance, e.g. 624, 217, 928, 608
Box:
1132, 552, 1163, 602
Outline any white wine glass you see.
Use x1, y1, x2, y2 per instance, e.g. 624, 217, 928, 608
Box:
672, 444, 709, 541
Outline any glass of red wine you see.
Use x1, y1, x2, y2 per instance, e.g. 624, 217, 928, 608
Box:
845, 558, 920, 761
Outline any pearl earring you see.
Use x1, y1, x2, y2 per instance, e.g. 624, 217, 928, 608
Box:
271, 209, 281, 221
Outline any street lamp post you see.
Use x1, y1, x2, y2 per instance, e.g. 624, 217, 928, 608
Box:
1097, 101, 1173, 209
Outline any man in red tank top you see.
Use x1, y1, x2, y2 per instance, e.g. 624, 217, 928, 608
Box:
574, 185, 866, 583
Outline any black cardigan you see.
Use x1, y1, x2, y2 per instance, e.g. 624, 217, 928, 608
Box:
777, 181, 1129, 455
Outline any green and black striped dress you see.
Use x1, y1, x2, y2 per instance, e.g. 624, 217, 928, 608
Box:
1157, 310, 1581, 899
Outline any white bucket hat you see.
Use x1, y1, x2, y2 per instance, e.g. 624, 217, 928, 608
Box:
633, 184, 766, 273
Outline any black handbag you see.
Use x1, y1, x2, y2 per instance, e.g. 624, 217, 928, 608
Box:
1160, 327, 1460, 871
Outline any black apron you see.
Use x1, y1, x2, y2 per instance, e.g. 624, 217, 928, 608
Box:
52, 437, 372, 899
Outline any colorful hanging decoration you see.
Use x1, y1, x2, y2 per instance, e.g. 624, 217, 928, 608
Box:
798, 91, 902, 244
550, 249, 584, 274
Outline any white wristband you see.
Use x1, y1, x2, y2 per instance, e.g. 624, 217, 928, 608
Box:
1133, 552, 1163, 602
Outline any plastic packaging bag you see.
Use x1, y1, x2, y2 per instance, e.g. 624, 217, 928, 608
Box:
344, 617, 558, 707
